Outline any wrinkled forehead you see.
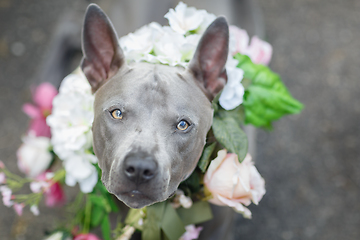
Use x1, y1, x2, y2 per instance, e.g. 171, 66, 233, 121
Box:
95, 63, 212, 116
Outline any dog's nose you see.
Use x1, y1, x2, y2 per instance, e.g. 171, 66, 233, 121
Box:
123, 152, 157, 184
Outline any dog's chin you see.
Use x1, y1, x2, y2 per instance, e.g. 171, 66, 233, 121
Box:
114, 190, 162, 209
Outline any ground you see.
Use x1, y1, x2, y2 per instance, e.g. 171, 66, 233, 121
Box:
0, 0, 359, 239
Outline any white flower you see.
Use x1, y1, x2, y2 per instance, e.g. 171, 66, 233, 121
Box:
43, 232, 71, 240
30, 180, 50, 193
16, 133, 52, 178
64, 154, 98, 193
197, 11, 216, 34
219, 57, 245, 110
47, 70, 94, 160
30, 205, 40, 216
120, 22, 163, 63
47, 69, 98, 193
179, 194, 193, 209
180, 34, 201, 62
171, 190, 193, 209
153, 30, 185, 66
0, 185, 13, 207
164, 2, 208, 34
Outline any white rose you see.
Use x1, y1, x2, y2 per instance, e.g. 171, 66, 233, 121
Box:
204, 150, 266, 218
16, 133, 52, 178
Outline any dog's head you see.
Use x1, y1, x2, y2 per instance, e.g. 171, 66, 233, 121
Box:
80, 4, 228, 208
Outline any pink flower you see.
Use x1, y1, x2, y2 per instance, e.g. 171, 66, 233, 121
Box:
0, 160, 4, 169
229, 25, 249, 56
0, 186, 13, 207
179, 225, 203, 240
23, 82, 58, 138
74, 233, 102, 240
244, 36, 273, 65
204, 150, 265, 219
45, 182, 65, 207
13, 203, 25, 216
30, 172, 66, 207
0, 172, 5, 184
229, 26, 273, 66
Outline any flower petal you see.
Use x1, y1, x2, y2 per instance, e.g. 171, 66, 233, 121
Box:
33, 83, 58, 109
30, 205, 40, 216
23, 103, 41, 118
0, 172, 5, 184
13, 203, 24, 216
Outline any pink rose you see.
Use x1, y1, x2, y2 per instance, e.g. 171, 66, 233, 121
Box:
74, 233, 102, 240
23, 82, 58, 138
229, 25, 249, 56
204, 150, 265, 218
244, 36, 273, 65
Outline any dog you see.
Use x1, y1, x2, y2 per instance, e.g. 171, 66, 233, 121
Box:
80, 4, 229, 209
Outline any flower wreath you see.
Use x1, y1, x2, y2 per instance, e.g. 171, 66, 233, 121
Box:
0, 2, 303, 240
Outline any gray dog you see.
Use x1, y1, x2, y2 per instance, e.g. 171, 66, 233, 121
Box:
81, 4, 229, 209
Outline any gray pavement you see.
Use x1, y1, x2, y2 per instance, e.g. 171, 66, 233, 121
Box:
1, 0, 359, 239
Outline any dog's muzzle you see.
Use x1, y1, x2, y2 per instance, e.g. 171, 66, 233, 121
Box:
123, 151, 158, 185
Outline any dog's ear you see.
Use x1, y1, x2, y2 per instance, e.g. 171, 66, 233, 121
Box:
81, 4, 125, 93
188, 17, 229, 100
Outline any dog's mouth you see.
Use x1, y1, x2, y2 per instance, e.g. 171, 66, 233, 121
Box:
115, 189, 154, 209
124, 190, 145, 198
168, 190, 176, 198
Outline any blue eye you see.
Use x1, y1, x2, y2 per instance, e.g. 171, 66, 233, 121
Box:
177, 120, 189, 131
111, 109, 123, 119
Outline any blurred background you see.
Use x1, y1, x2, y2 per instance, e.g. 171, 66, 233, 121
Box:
0, 0, 359, 239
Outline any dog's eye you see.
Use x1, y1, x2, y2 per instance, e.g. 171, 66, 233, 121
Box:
111, 109, 123, 119
177, 120, 189, 131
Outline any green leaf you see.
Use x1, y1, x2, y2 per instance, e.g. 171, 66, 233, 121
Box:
212, 115, 248, 162
101, 215, 111, 240
89, 195, 111, 213
234, 53, 303, 128
211, 91, 222, 112
161, 202, 185, 240
179, 170, 201, 194
142, 202, 166, 240
198, 142, 217, 172
176, 201, 213, 225
94, 181, 119, 212
107, 195, 119, 212
90, 205, 105, 227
